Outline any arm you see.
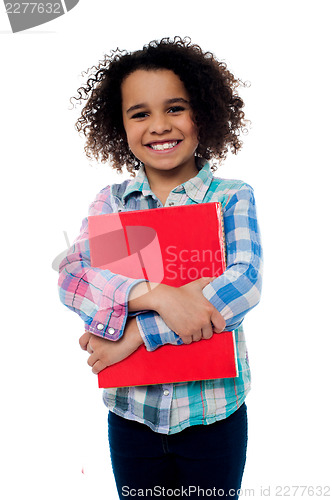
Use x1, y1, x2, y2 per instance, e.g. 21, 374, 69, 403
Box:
57, 186, 222, 347
129, 278, 226, 344
58, 187, 146, 341
201, 185, 262, 329
133, 184, 263, 351
79, 317, 143, 374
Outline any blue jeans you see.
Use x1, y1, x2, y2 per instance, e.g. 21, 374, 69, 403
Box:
108, 402, 248, 499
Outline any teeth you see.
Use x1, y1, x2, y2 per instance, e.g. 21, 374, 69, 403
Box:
150, 141, 178, 151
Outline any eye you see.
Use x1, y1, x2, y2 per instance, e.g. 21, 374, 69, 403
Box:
131, 111, 149, 119
168, 106, 185, 114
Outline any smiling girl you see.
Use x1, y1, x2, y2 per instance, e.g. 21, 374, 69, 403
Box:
122, 68, 199, 204
58, 37, 263, 499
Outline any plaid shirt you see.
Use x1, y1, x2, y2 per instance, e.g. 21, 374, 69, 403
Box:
58, 162, 263, 434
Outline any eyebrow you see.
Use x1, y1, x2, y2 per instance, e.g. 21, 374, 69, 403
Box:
126, 97, 189, 115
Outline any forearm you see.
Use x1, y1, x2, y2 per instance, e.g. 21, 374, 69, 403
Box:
136, 311, 183, 351
202, 262, 262, 330
128, 281, 169, 312
201, 185, 263, 329
131, 260, 261, 351
136, 186, 263, 348
123, 316, 144, 349
135, 277, 225, 351
128, 282, 185, 351
58, 201, 146, 340
81, 317, 144, 374
58, 243, 145, 339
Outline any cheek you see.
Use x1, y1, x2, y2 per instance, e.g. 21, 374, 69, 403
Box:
122, 123, 137, 149
189, 125, 199, 147
183, 118, 199, 143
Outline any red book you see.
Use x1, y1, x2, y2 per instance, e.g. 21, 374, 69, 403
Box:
88, 202, 238, 388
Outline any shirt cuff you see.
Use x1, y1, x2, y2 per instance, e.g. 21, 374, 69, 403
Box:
136, 311, 183, 352
85, 277, 147, 341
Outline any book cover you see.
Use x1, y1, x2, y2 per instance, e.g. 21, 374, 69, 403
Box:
88, 202, 238, 388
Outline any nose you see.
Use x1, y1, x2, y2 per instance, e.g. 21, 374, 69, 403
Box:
149, 113, 172, 135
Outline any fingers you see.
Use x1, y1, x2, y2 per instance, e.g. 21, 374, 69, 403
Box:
201, 323, 213, 340
81, 333, 108, 375
211, 309, 226, 333
91, 361, 106, 375
181, 335, 194, 345
87, 351, 99, 367
181, 313, 222, 344
87, 351, 107, 374
191, 331, 203, 342
89, 358, 106, 375
79, 331, 92, 350
181, 329, 208, 344
87, 343, 94, 354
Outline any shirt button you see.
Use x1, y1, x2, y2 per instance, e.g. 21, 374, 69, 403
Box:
168, 201, 174, 206
108, 327, 115, 335
96, 323, 104, 331
163, 390, 170, 396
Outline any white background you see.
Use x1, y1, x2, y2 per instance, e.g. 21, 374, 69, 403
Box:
1, 1, 331, 498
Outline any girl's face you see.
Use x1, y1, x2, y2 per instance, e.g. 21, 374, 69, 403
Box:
121, 69, 199, 181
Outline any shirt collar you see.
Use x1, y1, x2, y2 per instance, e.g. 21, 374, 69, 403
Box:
183, 162, 213, 202
123, 165, 152, 200
123, 161, 213, 203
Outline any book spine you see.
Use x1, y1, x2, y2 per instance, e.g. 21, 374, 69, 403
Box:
216, 202, 227, 268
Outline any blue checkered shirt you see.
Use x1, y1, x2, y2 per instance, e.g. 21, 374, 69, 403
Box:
58, 162, 263, 434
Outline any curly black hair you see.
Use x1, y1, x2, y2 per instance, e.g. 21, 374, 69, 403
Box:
72, 36, 249, 176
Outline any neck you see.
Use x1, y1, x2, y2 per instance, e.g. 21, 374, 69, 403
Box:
145, 161, 199, 198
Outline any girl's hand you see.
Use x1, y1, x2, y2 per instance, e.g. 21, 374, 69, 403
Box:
79, 318, 143, 374
153, 277, 226, 344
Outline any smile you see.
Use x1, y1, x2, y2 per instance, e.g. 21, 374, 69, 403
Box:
148, 141, 181, 151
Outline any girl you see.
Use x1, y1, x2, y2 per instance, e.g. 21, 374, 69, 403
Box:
58, 37, 263, 499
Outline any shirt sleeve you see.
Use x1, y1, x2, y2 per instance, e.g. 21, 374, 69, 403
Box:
201, 184, 263, 329
136, 184, 263, 351
58, 188, 146, 341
